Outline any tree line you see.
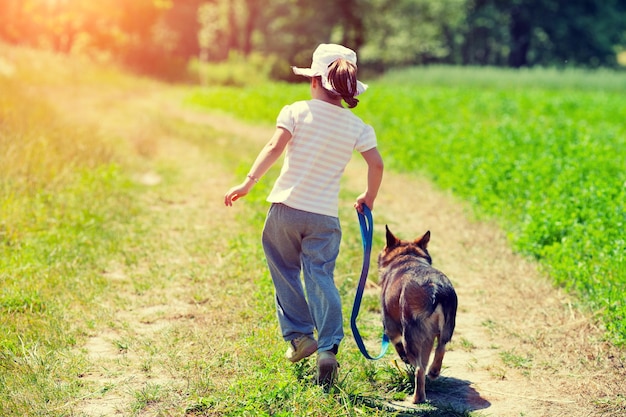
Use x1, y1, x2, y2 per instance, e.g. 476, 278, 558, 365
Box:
1, 0, 624, 80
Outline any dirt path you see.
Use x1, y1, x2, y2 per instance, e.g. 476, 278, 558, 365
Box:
344, 159, 624, 416
47, 83, 624, 416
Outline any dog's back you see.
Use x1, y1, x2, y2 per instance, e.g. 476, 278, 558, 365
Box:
378, 226, 458, 403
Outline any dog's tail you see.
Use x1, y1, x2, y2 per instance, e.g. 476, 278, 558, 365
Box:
435, 283, 458, 344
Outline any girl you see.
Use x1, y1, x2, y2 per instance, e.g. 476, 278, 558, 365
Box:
224, 43, 384, 385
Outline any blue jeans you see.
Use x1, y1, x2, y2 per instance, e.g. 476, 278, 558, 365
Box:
262, 203, 343, 352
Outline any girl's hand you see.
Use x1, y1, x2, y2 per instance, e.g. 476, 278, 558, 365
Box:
224, 183, 251, 206
354, 193, 374, 213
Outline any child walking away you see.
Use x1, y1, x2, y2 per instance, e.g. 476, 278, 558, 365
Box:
224, 44, 384, 386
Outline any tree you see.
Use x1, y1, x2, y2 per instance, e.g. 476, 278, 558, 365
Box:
508, 2, 532, 67
360, 0, 467, 69
159, 0, 203, 58
462, 0, 626, 67
198, 0, 249, 62
1, 0, 624, 77
530, 0, 626, 67
334, 0, 367, 51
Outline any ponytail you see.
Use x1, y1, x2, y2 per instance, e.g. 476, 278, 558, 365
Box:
325, 58, 360, 108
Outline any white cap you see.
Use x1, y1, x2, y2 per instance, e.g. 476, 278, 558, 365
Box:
291, 43, 368, 96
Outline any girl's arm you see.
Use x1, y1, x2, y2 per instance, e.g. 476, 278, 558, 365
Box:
224, 127, 292, 206
355, 147, 384, 212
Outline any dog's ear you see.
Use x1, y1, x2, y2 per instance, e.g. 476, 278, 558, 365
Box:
415, 230, 430, 249
385, 225, 400, 248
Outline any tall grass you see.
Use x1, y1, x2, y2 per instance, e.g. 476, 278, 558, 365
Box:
0, 47, 139, 415
187, 66, 626, 346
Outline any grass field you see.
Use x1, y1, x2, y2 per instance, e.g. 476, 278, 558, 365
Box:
0, 47, 141, 414
2, 44, 625, 416
1, 46, 467, 416
187, 66, 626, 346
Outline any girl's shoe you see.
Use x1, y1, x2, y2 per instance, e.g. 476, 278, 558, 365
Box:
285, 335, 317, 362
316, 351, 338, 386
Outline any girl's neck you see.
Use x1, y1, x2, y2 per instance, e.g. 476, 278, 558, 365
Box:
311, 79, 343, 107
314, 96, 343, 107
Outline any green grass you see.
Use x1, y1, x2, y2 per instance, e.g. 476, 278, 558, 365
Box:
185, 81, 309, 124
1, 45, 478, 416
379, 65, 626, 91
364, 70, 626, 346
3, 43, 624, 415
185, 193, 476, 417
186, 66, 626, 346
0, 48, 145, 415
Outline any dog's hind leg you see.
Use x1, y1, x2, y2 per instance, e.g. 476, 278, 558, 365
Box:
412, 357, 426, 404
384, 317, 409, 363
427, 337, 446, 379
403, 326, 432, 404
408, 341, 435, 404
428, 298, 456, 379
393, 339, 409, 364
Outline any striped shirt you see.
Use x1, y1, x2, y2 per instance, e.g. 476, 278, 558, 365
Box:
267, 99, 377, 217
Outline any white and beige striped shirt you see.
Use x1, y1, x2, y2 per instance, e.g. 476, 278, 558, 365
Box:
267, 99, 377, 217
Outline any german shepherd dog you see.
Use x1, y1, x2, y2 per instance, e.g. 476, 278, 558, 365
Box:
378, 226, 458, 403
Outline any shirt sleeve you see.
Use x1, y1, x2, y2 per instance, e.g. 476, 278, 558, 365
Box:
276, 104, 295, 134
355, 124, 377, 152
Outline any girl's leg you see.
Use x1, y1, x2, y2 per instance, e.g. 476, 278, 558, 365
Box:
262, 204, 315, 340
300, 215, 343, 352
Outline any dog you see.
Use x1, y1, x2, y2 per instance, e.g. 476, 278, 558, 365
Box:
378, 226, 458, 403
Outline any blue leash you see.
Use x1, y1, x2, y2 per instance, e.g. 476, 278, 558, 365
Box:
350, 205, 390, 360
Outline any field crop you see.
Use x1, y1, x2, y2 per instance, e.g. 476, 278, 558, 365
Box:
187, 66, 626, 346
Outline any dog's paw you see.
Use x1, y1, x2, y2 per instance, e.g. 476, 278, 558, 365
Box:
412, 394, 427, 404
427, 367, 441, 380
